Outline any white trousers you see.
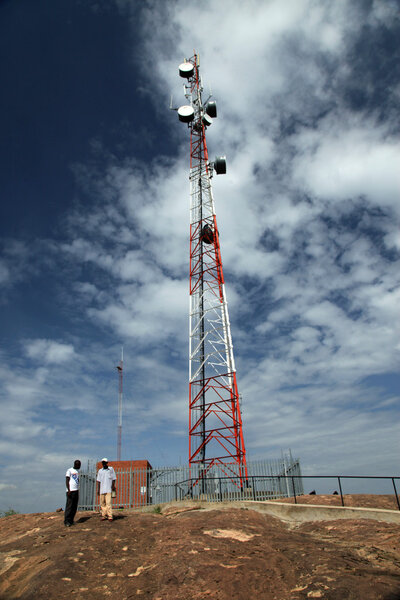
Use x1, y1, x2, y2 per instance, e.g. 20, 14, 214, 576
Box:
100, 492, 112, 518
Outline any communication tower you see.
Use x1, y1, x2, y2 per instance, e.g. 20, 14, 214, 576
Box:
116, 347, 123, 461
175, 53, 248, 488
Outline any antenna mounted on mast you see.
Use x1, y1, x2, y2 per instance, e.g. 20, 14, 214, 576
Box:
116, 347, 123, 462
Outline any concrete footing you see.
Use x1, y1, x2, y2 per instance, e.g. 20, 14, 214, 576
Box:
148, 499, 400, 525
243, 501, 400, 524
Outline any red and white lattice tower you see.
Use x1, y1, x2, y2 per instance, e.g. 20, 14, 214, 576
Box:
176, 53, 248, 489
116, 347, 123, 462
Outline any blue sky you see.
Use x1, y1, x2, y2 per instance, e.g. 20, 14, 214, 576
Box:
0, 0, 399, 513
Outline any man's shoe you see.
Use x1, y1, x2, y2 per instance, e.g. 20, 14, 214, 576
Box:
65, 523, 71, 527
108, 517, 113, 521
100, 517, 107, 521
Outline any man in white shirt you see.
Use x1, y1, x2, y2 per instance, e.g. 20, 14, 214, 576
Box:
97, 458, 116, 521
65, 459, 81, 527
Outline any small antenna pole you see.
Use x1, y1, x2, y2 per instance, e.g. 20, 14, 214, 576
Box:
116, 347, 123, 461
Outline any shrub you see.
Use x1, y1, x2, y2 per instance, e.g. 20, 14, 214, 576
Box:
0, 508, 19, 517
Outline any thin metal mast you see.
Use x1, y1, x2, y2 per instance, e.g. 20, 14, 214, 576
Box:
176, 53, 248, 488
116, 347, 123, 461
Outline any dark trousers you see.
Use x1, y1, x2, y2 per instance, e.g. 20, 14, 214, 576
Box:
64, 491, 79, 524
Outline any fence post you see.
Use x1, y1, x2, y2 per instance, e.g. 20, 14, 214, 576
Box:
219, 477, 222, 502
338, 476, 344, 507
252, 476, 256, 501
95, 471, 99, 511
92, 472, 97, 511
291, 476, 297, 504
392, 478, 400, 511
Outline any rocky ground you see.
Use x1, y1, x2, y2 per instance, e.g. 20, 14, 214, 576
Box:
1, 496, 400, 600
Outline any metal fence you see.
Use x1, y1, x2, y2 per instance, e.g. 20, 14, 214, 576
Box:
288, 475, 400, 510
78, 455, 303, 510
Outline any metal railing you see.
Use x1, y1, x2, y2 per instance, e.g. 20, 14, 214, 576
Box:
79, 467, 400, 511
227, 475, 400, 511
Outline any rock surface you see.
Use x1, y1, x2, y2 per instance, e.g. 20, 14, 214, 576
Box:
1, 496, 400, 599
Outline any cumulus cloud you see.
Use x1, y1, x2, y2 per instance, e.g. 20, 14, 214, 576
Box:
0, 483, 17, 491
0, 240, 34, 294
0, 261, 10, 284
24, 339, 76, 364
292, 117, 400, 212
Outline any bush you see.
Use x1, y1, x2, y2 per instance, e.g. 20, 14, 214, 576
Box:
0, 508, 19, 517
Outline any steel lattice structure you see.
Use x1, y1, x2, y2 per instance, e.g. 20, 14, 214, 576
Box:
116, 348, 123, 462
176, 53, 247, 488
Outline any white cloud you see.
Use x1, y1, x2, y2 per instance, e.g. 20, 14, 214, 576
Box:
89, 277, 187, 345
0, 240, 33, 292
0, 483, 17, 492
369, 0, 399, 26
292, 118, 400, 212
24, 339, 76, 365
0, 261, 9, 284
